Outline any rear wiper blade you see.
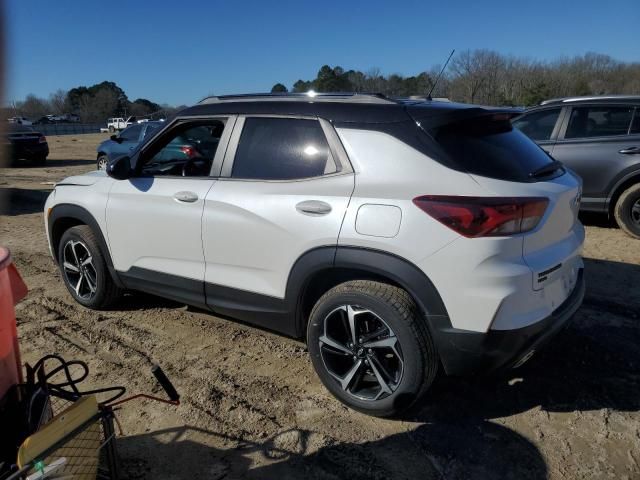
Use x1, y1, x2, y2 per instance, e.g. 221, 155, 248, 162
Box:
529, 160, 564, 179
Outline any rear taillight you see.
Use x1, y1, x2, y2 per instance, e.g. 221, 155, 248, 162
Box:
38, 135, 47, 143
413, 196, 548, 238
180, 146, 196, 158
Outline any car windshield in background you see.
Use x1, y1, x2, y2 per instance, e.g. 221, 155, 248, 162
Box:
143, 123, 161, 139
432, 117, 558, 182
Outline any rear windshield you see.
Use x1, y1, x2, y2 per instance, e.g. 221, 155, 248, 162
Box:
430, 118, 558, 182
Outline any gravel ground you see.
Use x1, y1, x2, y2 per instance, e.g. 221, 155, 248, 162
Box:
1, 134, 639, 479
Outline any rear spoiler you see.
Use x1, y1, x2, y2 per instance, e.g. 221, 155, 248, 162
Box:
406, 105, 523, 131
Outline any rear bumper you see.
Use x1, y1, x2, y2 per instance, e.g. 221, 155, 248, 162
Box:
435, 268, 585, 376
10, 142, 49, 160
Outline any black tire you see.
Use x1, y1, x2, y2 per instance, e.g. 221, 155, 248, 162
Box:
32, 155, 46, 167
613, 183, 640, 239
307, 280, 438, 417
58, 225, 122, 309
97, 154, 109, 170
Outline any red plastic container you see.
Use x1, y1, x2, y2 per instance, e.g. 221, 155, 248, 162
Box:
0, 247, 28, 399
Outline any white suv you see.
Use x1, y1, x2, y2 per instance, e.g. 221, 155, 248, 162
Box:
44, 93, 585, 416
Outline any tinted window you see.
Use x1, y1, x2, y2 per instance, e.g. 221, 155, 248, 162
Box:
512, 108, 561, 141
143, 123, 161, 139
432, 118, 557, 182
141, 121, 225, 177
119, 124, 143, 142
565, 106, 633, 139
631, 108, 640, 135
232, 118, 336, 180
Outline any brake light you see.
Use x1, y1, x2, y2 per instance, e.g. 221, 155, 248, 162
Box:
38, 135, 47, 144
180, 146, 196, 158
413, 196, 548, 237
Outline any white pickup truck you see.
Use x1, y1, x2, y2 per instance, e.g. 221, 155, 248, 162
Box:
106, 116, 141, 132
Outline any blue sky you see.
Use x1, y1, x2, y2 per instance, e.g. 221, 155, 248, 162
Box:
5, 0, 639, 106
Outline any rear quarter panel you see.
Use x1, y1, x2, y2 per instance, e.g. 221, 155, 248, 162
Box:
552, 134, 640, 200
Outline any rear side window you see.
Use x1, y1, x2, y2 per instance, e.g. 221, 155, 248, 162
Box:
232, 118, 337, 180
431, 118, 556, 182
512, 108, 560, 141
565, 106, 634, 139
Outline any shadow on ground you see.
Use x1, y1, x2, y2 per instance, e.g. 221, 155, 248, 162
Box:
116, 423, 547, 480
114, 256, 640, 479
579, 211, 615, 228
43, 159, 96, 168
0, 187, 50, 215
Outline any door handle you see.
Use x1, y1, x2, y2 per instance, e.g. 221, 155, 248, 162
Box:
173, 191, 198, 203
619, 146, 640, 154
296, 200, 332, 216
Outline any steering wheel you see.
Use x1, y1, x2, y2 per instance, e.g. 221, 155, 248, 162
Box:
182, 157, 207, 177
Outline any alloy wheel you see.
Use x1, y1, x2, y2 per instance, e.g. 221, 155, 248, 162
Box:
98, 157, 108, 170
319, 305, 404, 401
62, 240, 98, 301
632, 199, 640, 226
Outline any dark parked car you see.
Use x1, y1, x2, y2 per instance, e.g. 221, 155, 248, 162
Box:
513, 95, 640, 238
6, 124, 49, 166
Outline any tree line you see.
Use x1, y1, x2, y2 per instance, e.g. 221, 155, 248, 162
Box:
8, 81, 185, 123
272, 50, 640, 106
8, 50, 640, 123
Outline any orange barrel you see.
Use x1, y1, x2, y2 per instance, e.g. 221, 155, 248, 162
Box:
0, 247, 28, 399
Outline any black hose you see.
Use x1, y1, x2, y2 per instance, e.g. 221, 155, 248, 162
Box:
30, 354, 126, 406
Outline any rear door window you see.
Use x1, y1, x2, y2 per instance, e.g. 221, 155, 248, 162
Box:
564, 106, 634, 139
231, 117, 337, 180
512, 108, 561, 141
431, 117, 557, 182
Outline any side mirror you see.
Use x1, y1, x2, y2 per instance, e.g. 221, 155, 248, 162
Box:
106, 155, 132, 180
110, 134, 124, 143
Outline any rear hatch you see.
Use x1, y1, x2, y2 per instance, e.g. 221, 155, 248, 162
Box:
410, 105, 583, 294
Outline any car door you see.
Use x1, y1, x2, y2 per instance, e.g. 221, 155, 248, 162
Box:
105, 116, 235, 307
551, 104, 638, 211
202, 116, 354, 306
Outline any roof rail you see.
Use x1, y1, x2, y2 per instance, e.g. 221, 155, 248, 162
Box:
198, 92, 397, 105
540, 94, 640, 105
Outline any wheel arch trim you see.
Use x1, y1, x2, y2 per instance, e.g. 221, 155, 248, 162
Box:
48, 203, 124, 287
606, 168, 640, 212
290, 246, 451, 338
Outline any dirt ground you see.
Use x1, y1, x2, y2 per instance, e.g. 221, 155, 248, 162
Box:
1, 134, 639, 479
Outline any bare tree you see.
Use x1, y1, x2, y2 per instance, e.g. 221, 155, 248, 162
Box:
15, 94, 50, 119
49, 89, 69, 115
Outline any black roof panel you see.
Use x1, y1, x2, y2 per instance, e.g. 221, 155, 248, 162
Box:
179, 98, 504, 125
